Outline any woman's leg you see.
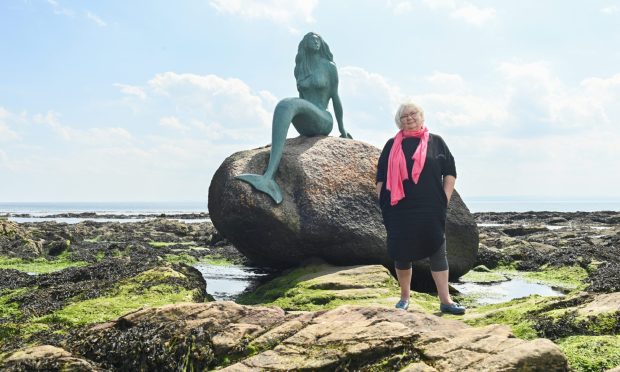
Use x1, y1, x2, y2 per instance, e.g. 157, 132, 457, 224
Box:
431, 270, 452, 305
394, 261, 412, 301
429, 240, 453, 305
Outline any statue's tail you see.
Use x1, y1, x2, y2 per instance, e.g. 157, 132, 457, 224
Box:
235, 174, 283, 204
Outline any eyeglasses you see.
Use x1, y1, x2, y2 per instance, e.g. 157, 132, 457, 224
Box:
400, 112, 418, 121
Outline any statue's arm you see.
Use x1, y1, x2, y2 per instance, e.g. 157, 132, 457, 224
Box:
330, 63, 351, 139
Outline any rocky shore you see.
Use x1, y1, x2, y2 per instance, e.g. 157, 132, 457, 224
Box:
0, 211, 618, 371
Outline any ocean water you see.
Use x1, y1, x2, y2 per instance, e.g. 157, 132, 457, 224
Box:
463, 198, 620, 213
1, 199, 619, 216
0, 201, 207, 216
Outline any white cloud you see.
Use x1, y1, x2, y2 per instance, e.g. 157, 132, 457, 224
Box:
209, 0, 318, 27
496, 62, 620, 133
425, 71, 466, 92
421, 0, 496, 26
85, 11, 107, 27
601, 5, 620, 14
0, 107, 25, 142
415, 92, 508, 130
34, 111, 72, 140
34, 111, 133, 145
160, 116, 189, 132
338, 62, 620, 144
450, 3, 496, 26
454, 127, 620, 198
0, 124, 19, 142
338, 66, 405, 144
388, 1, 414, 14
46, 0, 74, 17
146, 72, 274, 141
114, 83, 147, 100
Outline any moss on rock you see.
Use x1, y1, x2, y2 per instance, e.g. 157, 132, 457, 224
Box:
459, 270, 509, 283
556, 335, 620, 372
238, 264, 403, 311
0, 256, 88, 274
0, 263, 208, 354
35, 266, 203, 327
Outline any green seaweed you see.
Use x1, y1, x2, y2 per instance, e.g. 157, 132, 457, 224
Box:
518, 265, 589, 291
149, 241, 195, 248
35, 267, 199, 326
0, 256, 88, 274
237, 264, 402, 311
199, 256, 234, 266
459, 270, 508, 283
461, 295, 558, 339
557, 335, 620, 372
163, 253, 198, 264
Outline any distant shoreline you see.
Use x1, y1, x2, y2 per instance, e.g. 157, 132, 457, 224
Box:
2, 199, 620, 214
0, 212, 209, 220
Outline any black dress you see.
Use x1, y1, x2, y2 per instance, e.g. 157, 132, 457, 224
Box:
376, 134, 457, 261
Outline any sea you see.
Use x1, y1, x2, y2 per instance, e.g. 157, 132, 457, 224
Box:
0, 202, 209, 224
1, 198, 619, 216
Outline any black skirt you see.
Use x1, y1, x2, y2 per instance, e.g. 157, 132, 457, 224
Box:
382, 205, 447, 261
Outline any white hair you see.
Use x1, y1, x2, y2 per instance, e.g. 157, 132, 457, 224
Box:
394, 101, 425, 129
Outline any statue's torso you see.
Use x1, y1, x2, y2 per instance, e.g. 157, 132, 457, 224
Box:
297, 61, 333, 109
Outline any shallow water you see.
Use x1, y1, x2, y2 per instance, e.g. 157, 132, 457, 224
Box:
451, 278, 565, 305
193, 264, 272, 301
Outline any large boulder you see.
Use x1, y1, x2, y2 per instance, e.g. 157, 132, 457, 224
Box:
209, 136, 478, 279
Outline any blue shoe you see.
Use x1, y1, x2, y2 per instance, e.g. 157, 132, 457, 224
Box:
440, 302, 466, 315
395, 300, 409, 310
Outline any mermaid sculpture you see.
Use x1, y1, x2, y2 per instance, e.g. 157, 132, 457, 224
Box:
236, 32, 352, 204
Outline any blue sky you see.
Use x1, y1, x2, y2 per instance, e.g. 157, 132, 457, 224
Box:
1, 0, 619, 202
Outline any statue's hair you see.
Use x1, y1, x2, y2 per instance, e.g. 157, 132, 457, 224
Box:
394, 100, 425, 129
294, 32, 334, 81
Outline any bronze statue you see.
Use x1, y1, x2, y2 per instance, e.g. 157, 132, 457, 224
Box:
236, 32, 352, 204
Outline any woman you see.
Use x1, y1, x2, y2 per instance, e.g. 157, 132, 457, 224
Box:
376, 101, 465, 314
236, 32, 352, 204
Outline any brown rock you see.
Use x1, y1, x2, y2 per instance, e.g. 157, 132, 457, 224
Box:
67, 301, 568, 371
1, 345, 100, 371
0, 219, 42, 258
576, 292, 620, 316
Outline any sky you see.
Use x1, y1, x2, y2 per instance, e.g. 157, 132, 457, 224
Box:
1, 0, 619, 203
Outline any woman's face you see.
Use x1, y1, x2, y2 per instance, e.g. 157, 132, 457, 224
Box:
306, 34, 321, 52
400, 106, 423, 131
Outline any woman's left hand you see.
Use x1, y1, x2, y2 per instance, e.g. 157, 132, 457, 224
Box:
340, 131, 353, 139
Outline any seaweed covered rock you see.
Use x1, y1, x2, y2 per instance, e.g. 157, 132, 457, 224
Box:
66, 301, 568, 371
0, 259, 209, 356
67, 302, 286, 371
238, 264, 402, 311
209, 136, 478, 279
1, 345, 101, 371
0, 219, 42, 258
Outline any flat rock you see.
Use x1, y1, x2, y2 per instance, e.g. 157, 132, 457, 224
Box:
66, 301, 568, 371
208, 136, 478, 279
576, 292, 620, 317
238, 264, 404, 311
1, 345, 101, 371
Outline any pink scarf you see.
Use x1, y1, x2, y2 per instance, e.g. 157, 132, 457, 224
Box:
386, 127, 430, 206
